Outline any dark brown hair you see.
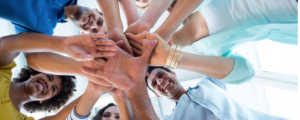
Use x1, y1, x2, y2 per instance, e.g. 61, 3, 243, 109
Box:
92, 103, 117, 120
12, 66, 76, 113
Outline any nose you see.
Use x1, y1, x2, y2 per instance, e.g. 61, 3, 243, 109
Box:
89, 20, 97, 28
157, 78, 164, 85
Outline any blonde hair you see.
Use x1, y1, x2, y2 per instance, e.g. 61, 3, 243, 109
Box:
136, 0, 153, 12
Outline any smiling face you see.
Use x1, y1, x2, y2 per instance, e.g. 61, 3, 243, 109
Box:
102, 106, 120, 120
68, 6, 107, 34
147, 68, 185, 100
24, 73, 62, 101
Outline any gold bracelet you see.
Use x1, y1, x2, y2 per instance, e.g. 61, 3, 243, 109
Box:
170, 45, 179, 69
173, 45, 182, 69
164, 44, 176, 69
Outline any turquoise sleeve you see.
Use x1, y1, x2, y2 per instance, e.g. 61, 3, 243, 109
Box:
220, 52, 255, 84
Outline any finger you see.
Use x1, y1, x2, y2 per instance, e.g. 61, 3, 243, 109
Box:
93, 58, 106, 66
95, 39, 115, 45
97, 45, 118, 51
85, 74, 112, 86
140, 39, 158, 63
128, 39, 143, 50
95, 51, 117, 57
132, 46, 142, 56
81, 66, 104, 78
91, 33, 107, 39
115, 40, 124, 47
74, 53, 94, 61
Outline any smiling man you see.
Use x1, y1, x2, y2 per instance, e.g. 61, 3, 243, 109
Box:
145, 66, 287, 120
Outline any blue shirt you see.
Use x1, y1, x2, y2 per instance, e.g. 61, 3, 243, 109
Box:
163, 76, 288, 120
0, 0, 77, 35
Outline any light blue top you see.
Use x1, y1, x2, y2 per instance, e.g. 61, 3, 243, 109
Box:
191, 23, 298, 84
163, 76, 288, 120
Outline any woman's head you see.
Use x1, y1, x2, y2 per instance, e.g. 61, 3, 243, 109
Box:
12, 66, 76, 112
92, 103, 120, 120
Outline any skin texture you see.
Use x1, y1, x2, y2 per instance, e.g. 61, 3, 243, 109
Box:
9, 73, 62, 111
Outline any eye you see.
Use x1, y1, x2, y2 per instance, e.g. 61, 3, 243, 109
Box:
46, 75, 51, 80
51, 86, 55, 93
91, 28, 98, 33
115, 115, 120, 119
152, 81, 157, 88
103, 113, 110, 118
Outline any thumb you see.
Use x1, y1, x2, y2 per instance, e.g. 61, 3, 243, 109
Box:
115, 40, 124, 47
74, 53, 94, 61
140, 39, 158, 63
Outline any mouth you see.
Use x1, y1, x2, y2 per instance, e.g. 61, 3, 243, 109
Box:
163, 81, 170, 90
36, 80, 46, 94
83, 15, 91, 28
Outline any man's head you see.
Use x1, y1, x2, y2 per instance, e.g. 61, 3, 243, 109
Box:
12, 66, 76, 112
145, 66, 185, 100
65, 5, 107, 34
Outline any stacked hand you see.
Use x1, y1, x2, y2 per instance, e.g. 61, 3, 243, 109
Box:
126, 32, 170, 66
81, 39, 158, 92
64, 33, 118, 61
107, 28, 134, 55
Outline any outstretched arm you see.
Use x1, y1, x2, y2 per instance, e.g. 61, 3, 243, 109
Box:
0, 32, 117, 66
155, 0, 205, 41
119, 0, 139, 26
126, 32, 234, 79
96, 0, 133, 54
109, 89, 133, 120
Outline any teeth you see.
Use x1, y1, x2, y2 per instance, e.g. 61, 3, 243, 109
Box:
39, 83, 43, 92
164, 82, 170, 90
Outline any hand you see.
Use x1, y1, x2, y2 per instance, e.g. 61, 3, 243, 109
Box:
108, 88, 126, 98
125, 20, 151, 56
64, 33, 118, 61
81, 39, 158, 92
87, 81, 114, 95
126, 32, 170, 66
107, 28, 134, 55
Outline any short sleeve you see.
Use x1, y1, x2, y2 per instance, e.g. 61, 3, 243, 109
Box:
66, 106, 90, 120
13, 24, 36, 34
221, 52, 255, 84
0, 61, 16, 81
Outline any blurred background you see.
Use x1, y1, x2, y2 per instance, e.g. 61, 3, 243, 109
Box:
0, 0, 297, 119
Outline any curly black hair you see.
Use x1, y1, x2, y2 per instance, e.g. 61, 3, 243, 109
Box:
145, 66, 172, 94
92, 103, 117, 120
12, 66, 76, 113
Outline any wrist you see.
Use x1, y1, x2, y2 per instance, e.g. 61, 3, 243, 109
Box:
126, 81, 147, 98
59, 36, 69, 53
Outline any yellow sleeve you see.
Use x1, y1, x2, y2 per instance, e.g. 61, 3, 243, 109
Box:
0, 61, 17, 81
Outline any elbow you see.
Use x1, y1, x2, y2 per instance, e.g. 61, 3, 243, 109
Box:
221, 57, 255, 84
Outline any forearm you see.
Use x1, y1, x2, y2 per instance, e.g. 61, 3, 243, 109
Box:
171, 11, 209, 46
0, 33, 65, 54
119, 0, 139, 25
113, 95, 133, 120
26, 52, 83, 75
97, 0, 123, 31
126, 82, 159, 120
177, 52, 235, 79
75, 87, 102, 117
140, 0, 173, 28
156, 0, 204, 41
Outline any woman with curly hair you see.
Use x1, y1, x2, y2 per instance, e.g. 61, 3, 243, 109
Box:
0, 31, 117, 119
